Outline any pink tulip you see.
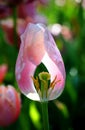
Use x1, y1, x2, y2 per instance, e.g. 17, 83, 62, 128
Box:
0, 85, 21, 127
1, 18, 27, 46
15, 23, 65, 101
17, 2, 36, 19
0, 64, 8, 83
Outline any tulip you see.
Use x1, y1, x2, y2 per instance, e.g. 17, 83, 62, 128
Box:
17, 2, 36, 19
0, 85, 21, 127
15, 23, 65, 102
1, 18, 26, 46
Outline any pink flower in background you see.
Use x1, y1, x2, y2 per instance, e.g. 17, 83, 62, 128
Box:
0, 85, 21, 127
61, 25, 73, 41
15, 23, 65, 101
1, 1, 47, 46
1, 19, 26, 46
0, 64, 8, 83
0, 0, 47, 20
17, 1, 47, 24
17, 2, 37, 19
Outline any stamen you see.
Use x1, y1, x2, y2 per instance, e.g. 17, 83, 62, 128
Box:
31, 76, 40, 91
50, 76, 61, 89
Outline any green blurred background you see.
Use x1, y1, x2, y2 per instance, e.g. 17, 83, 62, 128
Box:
0, 0, 85, 130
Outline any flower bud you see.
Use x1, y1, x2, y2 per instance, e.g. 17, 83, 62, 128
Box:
0, 85, 21, 127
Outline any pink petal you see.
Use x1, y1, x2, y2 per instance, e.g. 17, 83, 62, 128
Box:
15, 35, 40, 100
43, 28, 66, 100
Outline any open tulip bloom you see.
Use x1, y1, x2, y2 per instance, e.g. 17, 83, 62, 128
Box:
15, 23, 65, 102
15, 23, 65, 130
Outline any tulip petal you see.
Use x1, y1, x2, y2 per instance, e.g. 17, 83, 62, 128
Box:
21, 23, 45, 65
44, 28, 65, 78
15, 31, 40, 100
42, 29, 65, 100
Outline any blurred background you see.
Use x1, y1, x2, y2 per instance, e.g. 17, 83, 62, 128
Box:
0, 0, 85, 130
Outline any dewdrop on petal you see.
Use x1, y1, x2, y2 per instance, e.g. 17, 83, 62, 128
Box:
15, 23, 66, 102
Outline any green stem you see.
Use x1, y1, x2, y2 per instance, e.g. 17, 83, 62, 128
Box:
41, 101, 49, 130
12, 6, 17, 47
12, 7, 18, 82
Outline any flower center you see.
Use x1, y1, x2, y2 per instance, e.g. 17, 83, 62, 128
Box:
31, 72, 60, 101
31, 63, 61, 101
